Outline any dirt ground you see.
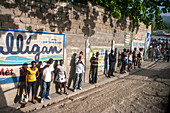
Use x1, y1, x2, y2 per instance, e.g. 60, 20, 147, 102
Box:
36, 61, 170, 113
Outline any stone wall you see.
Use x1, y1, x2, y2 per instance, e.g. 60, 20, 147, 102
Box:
0, 1, 151, 107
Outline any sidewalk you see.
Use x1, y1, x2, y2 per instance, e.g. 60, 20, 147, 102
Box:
0, 59, 156, 113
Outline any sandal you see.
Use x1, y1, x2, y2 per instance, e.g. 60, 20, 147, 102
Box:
60, 92, 63, 95
24, 102, 28, 107
64, 92, 68, 95
32, 100, 36, 104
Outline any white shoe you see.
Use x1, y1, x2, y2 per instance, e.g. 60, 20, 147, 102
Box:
73, 89, 76, 92
46, 96, 51, 100
41, 98, 44, 103
79, 87, 82, 90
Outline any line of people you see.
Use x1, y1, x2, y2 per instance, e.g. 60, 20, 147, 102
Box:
24, 51, 100, 107
23, 48, 146, 107
150, 44, 170, 62
108, 48, 143, 76
24, 58, 55, 107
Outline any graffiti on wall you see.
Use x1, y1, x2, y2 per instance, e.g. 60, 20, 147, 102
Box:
0, 29, 65, 84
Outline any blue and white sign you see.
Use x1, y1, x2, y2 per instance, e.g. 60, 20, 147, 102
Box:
144, 32, 151, 57
0, 29, 65, 84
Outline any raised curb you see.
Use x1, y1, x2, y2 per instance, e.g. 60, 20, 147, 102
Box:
0, 60, 157, 113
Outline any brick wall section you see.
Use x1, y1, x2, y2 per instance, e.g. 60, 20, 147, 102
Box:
0, 1, 151, 107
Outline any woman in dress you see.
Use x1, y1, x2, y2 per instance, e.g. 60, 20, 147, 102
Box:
25, 61, 39, 107
55, 60, 68, 95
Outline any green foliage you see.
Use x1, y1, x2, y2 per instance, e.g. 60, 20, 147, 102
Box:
70, 0, 170, 30
154, 22, 170, 30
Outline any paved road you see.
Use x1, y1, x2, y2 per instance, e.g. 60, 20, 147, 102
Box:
36, 61, 170, 113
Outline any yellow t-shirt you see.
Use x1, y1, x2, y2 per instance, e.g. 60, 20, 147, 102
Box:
27, 67, 38, 82
80, 54, 84, 61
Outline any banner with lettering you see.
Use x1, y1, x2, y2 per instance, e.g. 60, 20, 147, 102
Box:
131, 40, 145, 53
132, 33, 145, 40
124, 30, 131, 45
0, 29, 65, 84
144, 32, 151, 58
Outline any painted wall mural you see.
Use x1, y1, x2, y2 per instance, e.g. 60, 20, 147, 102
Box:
0, 29, 65, 84
89, 48, 109, 74
124, 30, 131, 45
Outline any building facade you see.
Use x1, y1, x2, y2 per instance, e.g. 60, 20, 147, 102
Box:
0, 1, 151, 107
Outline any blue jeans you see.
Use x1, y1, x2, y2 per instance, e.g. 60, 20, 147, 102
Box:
27, 81, 36, 97
73, 73, 82, 90
41, 81, 51, 98
91, 67, 98, 83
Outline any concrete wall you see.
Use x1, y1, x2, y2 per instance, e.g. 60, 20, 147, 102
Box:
0, 1, 151, 107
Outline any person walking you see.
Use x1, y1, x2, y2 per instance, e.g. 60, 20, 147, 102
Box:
108, 49, 115, 77
54, 59, 68, 95
120, 49, 126, 74
24, 61, 39, 107
40, 58, 54, 103
91, 52, 99, 83
73, 51, 84, 92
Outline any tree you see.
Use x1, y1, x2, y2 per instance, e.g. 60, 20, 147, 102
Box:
69, 0, 170, 29
154, 22, 170, 30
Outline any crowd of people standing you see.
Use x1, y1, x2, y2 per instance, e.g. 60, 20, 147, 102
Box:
109, 47, 144, 76
23, 51, 100, 107
24, 45, 168, 107
150, 43, 170, 62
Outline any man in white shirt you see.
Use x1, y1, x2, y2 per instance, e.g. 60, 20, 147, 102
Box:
40, 58, 54, 103
73, 51, 84, 92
